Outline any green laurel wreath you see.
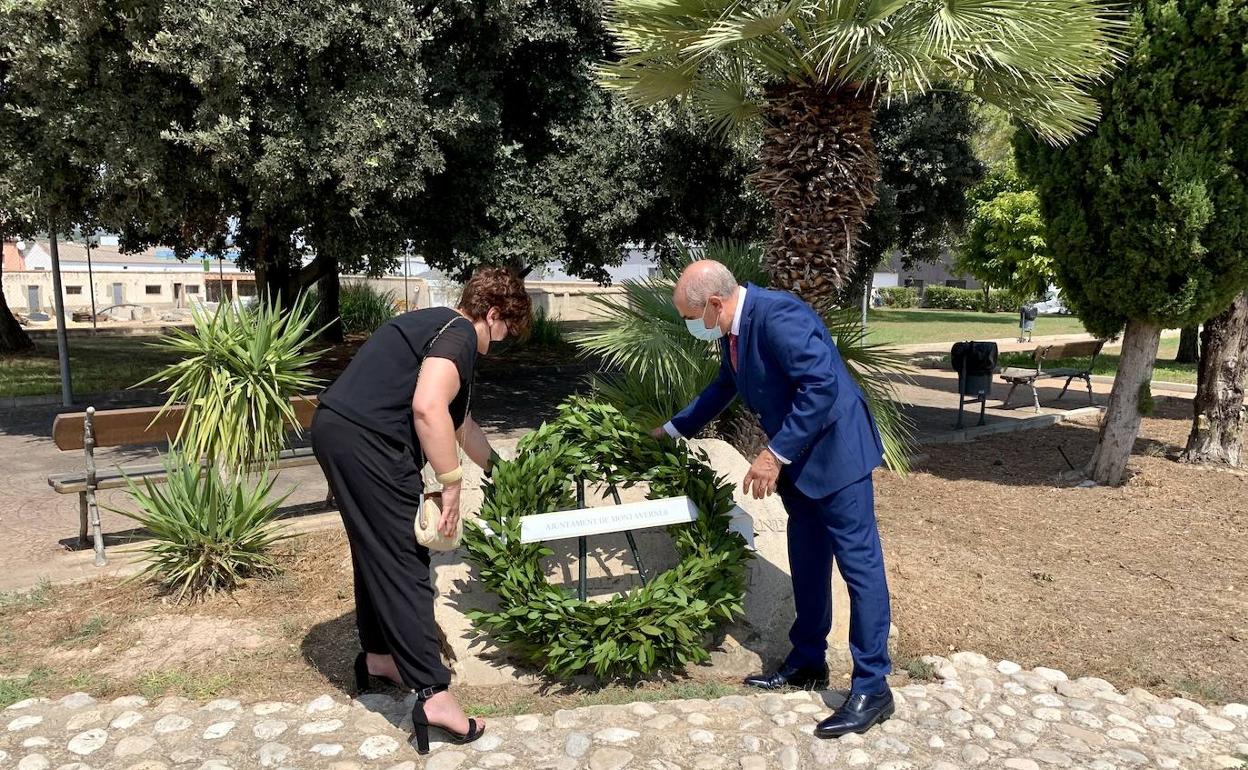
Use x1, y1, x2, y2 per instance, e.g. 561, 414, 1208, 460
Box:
462, 397, 752, 679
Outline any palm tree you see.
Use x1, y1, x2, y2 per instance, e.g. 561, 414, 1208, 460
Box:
599, 1, 1126, 306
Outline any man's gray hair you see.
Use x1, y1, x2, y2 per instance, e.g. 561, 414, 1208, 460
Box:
681, 261, 739, 307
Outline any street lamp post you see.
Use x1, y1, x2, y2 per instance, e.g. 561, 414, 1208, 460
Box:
85, 235, 98, 333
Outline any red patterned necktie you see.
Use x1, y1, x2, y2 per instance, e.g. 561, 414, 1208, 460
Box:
729, 333, 739, 370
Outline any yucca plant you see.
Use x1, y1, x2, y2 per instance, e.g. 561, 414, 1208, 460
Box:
600, 0, 1128, 306
136, 294, 324, 469
575, 240, 915, 473
116, 452, 292, 602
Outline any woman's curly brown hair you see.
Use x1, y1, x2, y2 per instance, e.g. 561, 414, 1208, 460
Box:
457, 267, 532, 338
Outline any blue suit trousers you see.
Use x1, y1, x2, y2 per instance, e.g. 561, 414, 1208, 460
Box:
781, 471, 892, 695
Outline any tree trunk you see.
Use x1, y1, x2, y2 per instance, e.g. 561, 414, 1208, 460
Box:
1086, 319, 1162, 485
315, 268, 343, 343
1175, 325, 1199, 364
0, 240, 35, 353
256, 255, 299, 308
1180, 292, 1248, 466
754, 85, 879, 309
241, 218, 300, 307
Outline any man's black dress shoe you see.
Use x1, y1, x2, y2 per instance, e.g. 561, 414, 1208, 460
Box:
743, 663, 829, 691
814, 689, 894, 738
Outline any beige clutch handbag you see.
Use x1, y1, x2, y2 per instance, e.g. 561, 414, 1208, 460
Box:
415, 490, 462, 551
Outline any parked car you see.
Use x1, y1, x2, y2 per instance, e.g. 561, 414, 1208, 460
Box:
1033, 288, 1071, 315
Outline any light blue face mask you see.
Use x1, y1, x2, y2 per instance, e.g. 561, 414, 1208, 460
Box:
685, 303, 724, 341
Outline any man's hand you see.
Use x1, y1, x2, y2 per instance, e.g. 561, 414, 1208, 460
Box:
649, 426, 668, 440
743, 448, 781, 499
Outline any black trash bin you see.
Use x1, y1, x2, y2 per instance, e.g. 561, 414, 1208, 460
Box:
950, 341, 999, 429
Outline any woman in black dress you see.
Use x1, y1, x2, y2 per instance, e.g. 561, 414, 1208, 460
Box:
311, 267, 530, 753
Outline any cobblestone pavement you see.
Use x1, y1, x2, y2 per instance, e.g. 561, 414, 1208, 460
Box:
3, 654, 1245, 770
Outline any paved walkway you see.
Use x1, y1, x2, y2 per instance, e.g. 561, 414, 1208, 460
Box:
2, 654, 1245, 770
889, 330, 1182, 358
0, 351, 1205, 592
886, 367, 1201, 445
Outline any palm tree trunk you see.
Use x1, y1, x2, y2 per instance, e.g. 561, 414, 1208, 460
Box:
753, 85, 879, 309
1180, 292, 1248, 466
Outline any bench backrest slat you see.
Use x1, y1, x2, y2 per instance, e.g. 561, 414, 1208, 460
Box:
1033, 339, 1106, 366
53, 395, 320, 451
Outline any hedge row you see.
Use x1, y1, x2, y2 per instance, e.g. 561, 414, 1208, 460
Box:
875, 285, 1027, 313
877, 287, 919, 308
919, 286, 1024, 313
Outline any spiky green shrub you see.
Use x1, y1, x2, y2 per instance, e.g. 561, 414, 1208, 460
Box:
528, 307, 566, 348
118, 453, 291, 601
127, 296, 322, 600
338, 282, 398, 335
136, 295, 323, 469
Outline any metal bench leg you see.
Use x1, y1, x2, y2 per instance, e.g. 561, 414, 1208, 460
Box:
1057, 377, 1074, 401
955, 397, 965, 430
87, 488, 106, 567
1002, 382, 1018, 409
1085, 375, 1094, 404
78, 493, 89, 546
1030, 383, 1041, 413
978, 395, 987, 427
83, 407, 107, 566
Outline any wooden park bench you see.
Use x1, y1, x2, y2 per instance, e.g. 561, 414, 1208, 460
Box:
999, 339, 1107, 413
48, 395, 321, 566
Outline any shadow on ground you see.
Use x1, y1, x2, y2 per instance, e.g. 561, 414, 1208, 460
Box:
910, 401, 1190, 489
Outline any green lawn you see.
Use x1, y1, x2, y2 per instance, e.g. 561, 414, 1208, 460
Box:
998, 338, 1197, 385
864, 308, 1089, 346
0, 336, 182, 399
0, 315, 1195, 399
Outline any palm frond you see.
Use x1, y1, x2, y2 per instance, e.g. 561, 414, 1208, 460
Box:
692, 66, 765, 138
601, 0, 1129, 142
598, 55, 700, 106
683, 0, 805, 57
971, 72, 1105, 144
663, 239, 770, 285
577, 276, 719, 389
823, 310, 916, 476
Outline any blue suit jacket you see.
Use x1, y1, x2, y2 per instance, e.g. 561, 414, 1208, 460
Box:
670, 284, 884, 499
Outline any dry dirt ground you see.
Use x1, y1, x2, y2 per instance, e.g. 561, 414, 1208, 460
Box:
2, 400, 1244, 711
881, 399, 1247, 704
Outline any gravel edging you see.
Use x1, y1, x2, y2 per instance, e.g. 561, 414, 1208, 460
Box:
2, 652, 1244, 770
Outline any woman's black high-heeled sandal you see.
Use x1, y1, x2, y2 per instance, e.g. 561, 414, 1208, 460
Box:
410, 684, 485, 755
353, 652, 374, 692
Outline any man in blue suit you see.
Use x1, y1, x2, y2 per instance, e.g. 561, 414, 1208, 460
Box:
651, 260, 894, 738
